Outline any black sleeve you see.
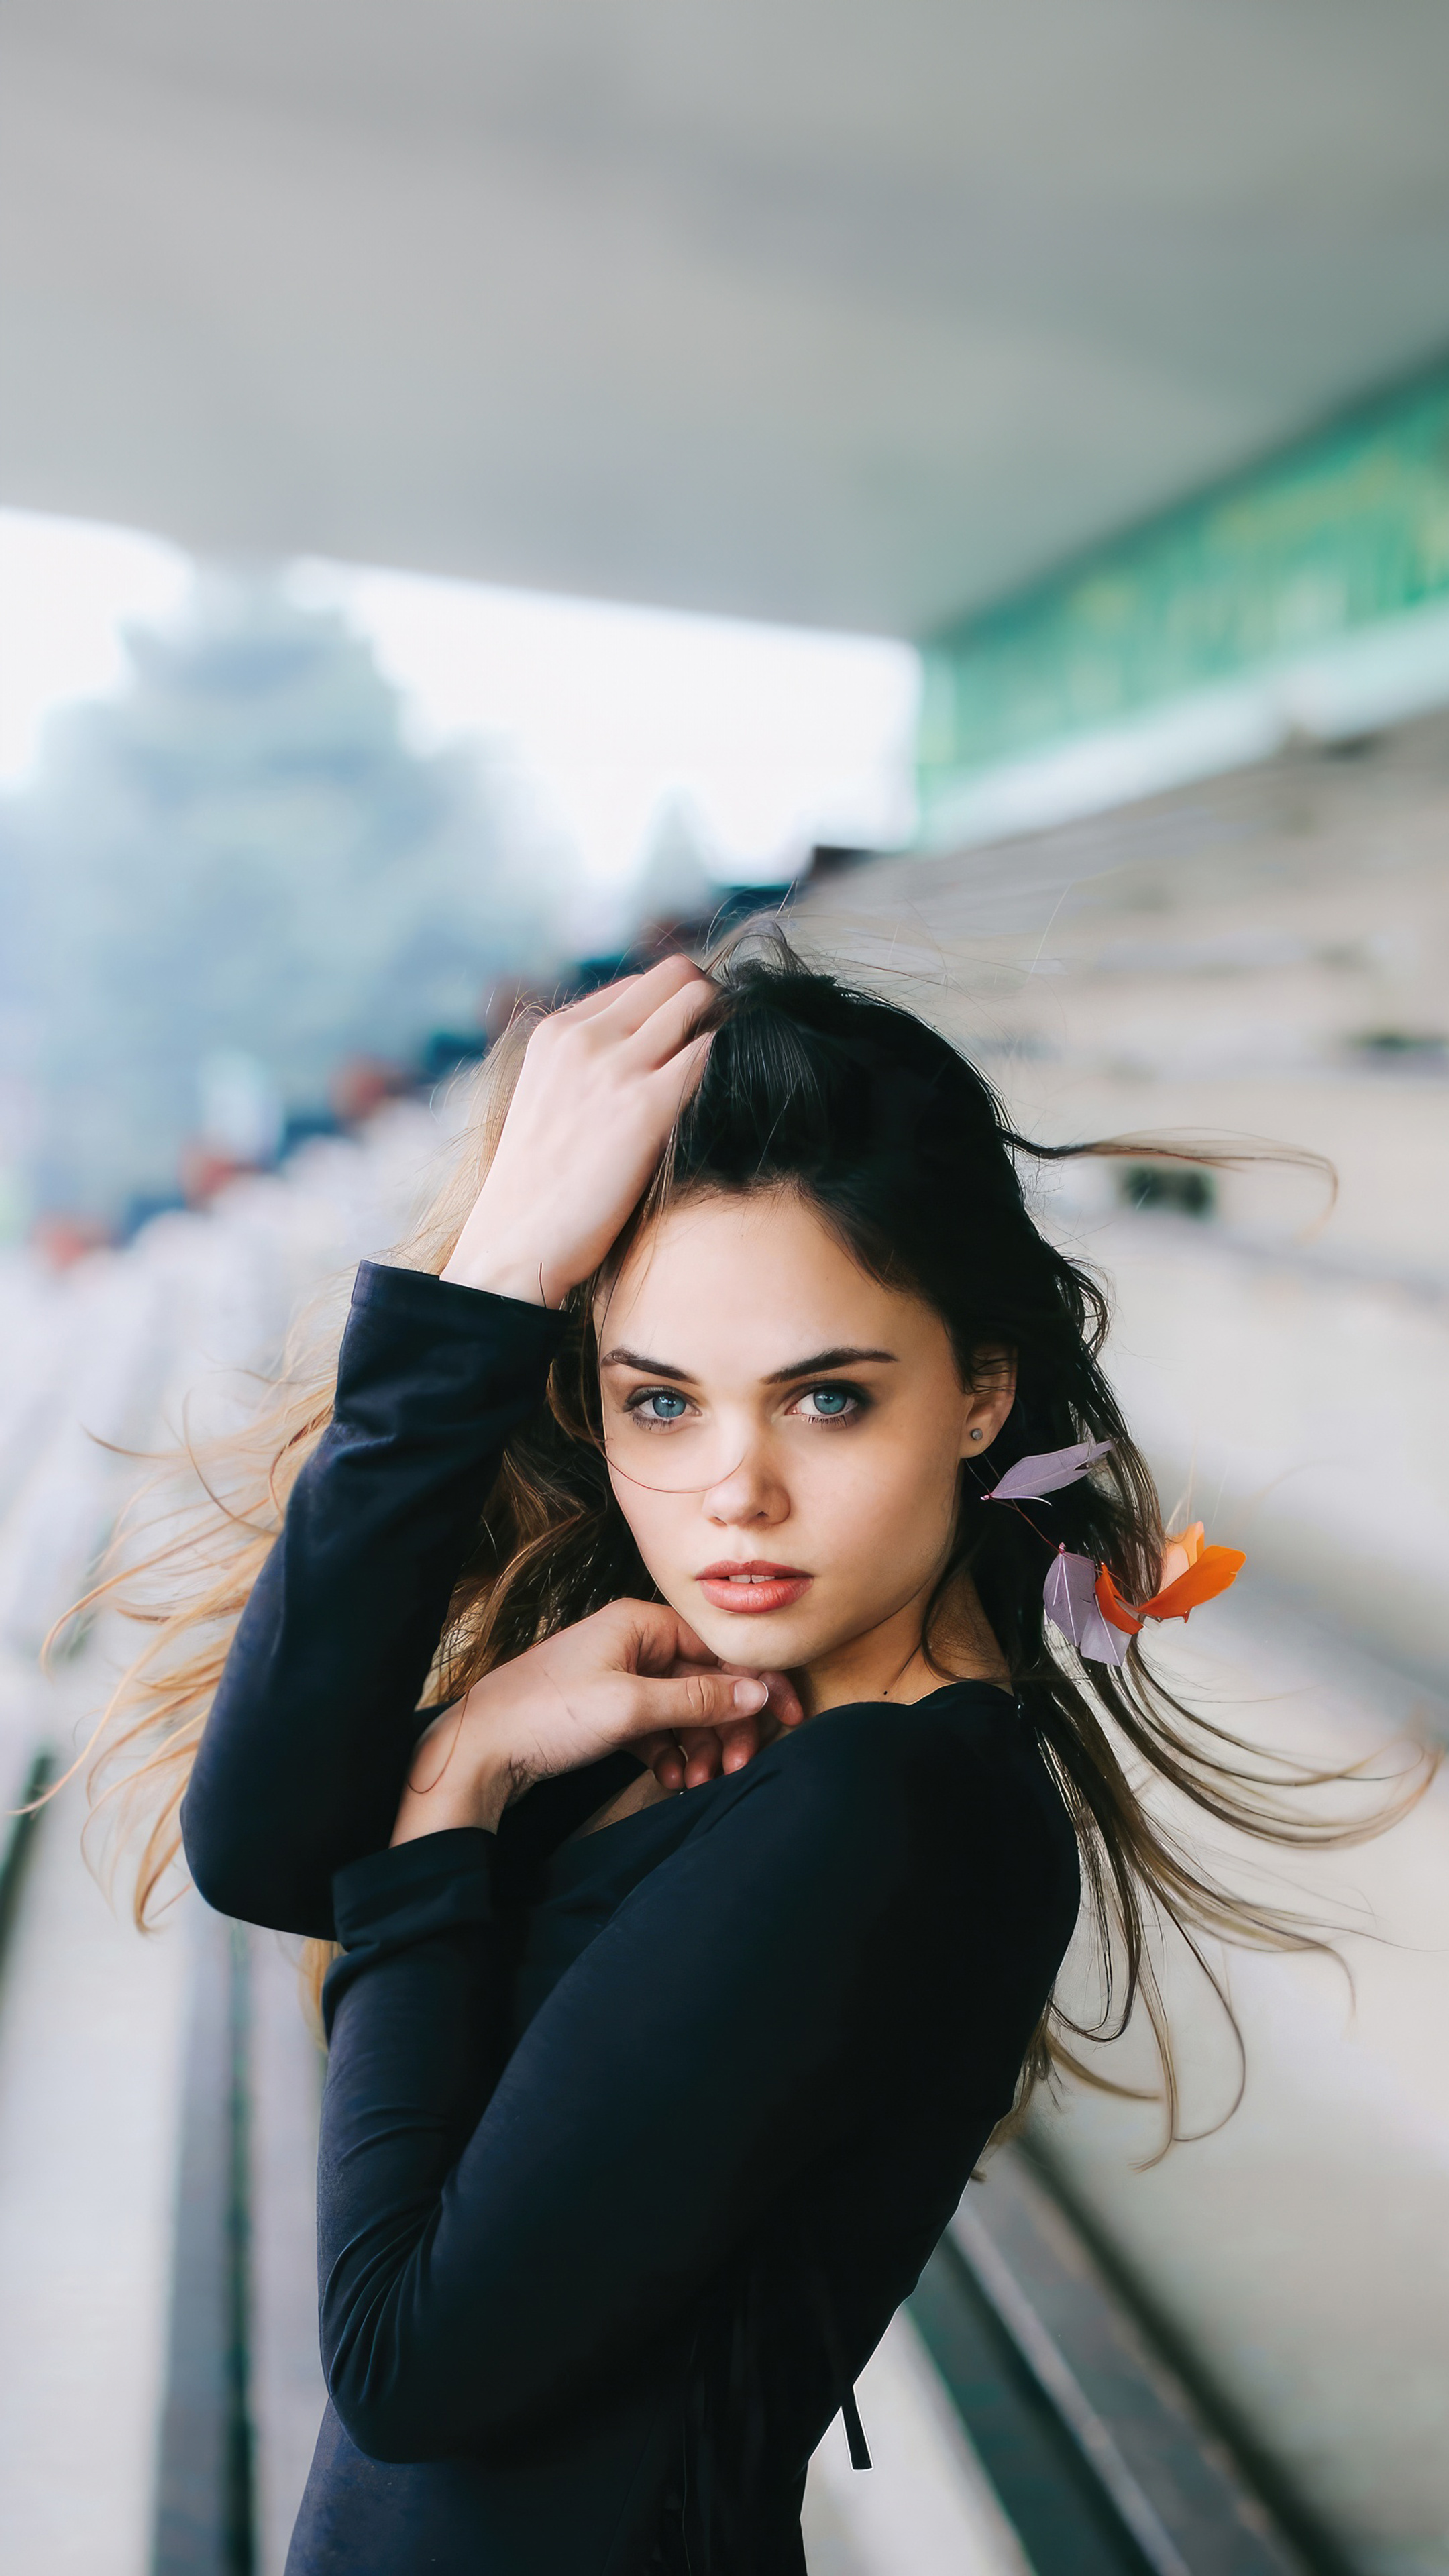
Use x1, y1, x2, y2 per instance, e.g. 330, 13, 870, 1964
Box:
316, 1707, 1049, 2464
180, 1260, 567, 1937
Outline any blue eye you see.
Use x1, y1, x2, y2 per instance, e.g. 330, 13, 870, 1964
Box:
798, 1385, 858, 1421
633, 1389, 688, 1421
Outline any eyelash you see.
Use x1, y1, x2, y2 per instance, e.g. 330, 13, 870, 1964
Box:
623, 1389, 695, 1431
621, 1383, 869, 1430
792, 1383, 867, 1426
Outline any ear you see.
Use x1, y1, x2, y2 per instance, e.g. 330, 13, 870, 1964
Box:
959, 1346, 1017, 1460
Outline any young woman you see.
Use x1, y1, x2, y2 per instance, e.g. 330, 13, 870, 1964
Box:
97, 938, 1384, 2575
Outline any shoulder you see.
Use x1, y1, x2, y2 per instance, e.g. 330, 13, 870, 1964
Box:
771, 1684, 1040, 1809
705, 1685, 1074, 1918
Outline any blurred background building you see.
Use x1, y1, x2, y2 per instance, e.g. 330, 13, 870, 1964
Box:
2, 7, 1449, 2575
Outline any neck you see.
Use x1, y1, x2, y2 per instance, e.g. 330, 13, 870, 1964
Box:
797, 1569, 1009, 1716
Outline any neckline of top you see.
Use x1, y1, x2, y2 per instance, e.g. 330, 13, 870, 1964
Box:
904, 1676, 1018, 1710
545, 1676, 1022, 1877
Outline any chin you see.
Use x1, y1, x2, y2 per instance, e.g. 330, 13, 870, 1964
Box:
694, 1626, 795, 1672
691, 1607, 831, 1672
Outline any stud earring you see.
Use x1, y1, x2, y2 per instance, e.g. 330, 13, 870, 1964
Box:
969, 1428, 984, 1442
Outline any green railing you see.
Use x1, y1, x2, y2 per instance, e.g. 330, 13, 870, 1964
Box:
919, 362, 1449, 836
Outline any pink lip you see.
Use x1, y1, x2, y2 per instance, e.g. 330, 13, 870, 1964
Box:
696, 1560, 813, 1615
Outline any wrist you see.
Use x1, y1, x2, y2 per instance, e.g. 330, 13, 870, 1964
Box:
439, 1177, 588, 1307
440, 1242, 552, 1305
390, 1749, 519, 1846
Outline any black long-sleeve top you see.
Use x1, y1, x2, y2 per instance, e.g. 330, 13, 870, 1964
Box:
182, 1260, 1081, 2576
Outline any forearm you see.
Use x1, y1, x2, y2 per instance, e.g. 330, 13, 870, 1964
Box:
320, 1833, 515, 2459
181, 1262, 565, 1933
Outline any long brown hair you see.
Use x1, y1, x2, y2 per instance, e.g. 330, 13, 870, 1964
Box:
78, 928, 1427, 2145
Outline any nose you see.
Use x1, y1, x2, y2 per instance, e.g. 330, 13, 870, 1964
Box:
702, 1434, 790, 1530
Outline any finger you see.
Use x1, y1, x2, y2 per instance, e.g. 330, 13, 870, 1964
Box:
645, 1030, 712, 1122
764, 1668, 806, 1729
551, 975, 641, 1028
625, 973, 716, 1072
638, 1731, 686, 1792
718, 1664, 805, 1730
714, 1715, 765, 1776
592, 953, 707, 1039
637, 1669, 769, 1734
674, 1726, 726, 1789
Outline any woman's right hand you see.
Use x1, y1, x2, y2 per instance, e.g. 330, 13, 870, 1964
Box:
390, 1601, 804, 1845
441, 956, 714, 1309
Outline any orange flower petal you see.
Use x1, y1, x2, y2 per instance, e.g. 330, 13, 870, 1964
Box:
1095, 1566, 1143, 1634
1157, 1523, 1205, 1590
1142, 1546, 1246, 1622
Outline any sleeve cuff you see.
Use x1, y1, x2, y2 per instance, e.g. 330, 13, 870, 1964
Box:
350, 1260, 568, 1363
324, 1829, 498, 2039
333, 1826, 497, 1947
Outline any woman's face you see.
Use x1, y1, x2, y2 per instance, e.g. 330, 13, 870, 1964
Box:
597, 1187, 1014, 1698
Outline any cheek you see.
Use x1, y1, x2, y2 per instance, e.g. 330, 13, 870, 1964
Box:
804, 1420, 963, 1555
608, 1473, 686, 1576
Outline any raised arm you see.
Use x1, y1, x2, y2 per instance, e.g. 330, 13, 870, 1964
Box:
316, 1706, 1075, 2462
182, 958, 717, 1935
181, 1265, 567, 1933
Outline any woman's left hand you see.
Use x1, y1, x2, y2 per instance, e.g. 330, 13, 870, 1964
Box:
390, 1599, 804, 1845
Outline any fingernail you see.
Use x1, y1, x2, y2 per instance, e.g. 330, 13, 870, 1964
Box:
733, 1678, 767, 1710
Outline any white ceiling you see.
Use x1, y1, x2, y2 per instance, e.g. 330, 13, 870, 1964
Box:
5, 0, 1449, 636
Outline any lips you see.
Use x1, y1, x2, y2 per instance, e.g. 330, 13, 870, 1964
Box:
696, 1560, 813, 1614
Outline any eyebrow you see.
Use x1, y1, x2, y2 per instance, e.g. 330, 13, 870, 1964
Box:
598, 1344, 900, 1383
